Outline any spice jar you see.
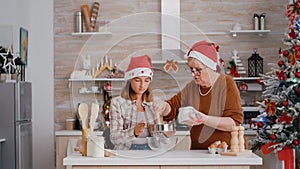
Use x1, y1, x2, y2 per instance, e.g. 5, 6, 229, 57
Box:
66, 118, 76, 130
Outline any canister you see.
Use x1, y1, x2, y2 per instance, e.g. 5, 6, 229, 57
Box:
75, 11, 83, 33
66, 118, 75, 130
87, 136, 104, 157
253, 13, 259, 30
260, 13, 266, 30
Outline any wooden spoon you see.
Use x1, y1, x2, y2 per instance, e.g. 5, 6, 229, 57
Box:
78, 103, 88, 129
89, 103, 99, 135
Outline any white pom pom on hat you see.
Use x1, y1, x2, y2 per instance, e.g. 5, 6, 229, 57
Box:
125, 55, 154, 80
184, 40, 220, 71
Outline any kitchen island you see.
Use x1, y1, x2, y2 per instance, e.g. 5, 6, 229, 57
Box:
64, 150, 262, 169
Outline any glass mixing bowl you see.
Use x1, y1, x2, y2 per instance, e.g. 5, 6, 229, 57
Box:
146, 136, 177, 151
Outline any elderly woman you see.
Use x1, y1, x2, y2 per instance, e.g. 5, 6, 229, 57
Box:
158, 40, 246, 149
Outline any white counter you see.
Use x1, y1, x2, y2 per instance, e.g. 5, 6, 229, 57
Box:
55, 129, 257, 136
64, 150, 262, 169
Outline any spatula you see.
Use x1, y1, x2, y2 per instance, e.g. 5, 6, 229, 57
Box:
89, 103, 99, 135
78, 103, 89, 129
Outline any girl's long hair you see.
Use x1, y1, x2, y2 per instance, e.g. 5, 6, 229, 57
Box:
120, 80, 153, 102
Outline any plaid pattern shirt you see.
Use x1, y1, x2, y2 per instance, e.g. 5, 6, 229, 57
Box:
109, 96, 159, 150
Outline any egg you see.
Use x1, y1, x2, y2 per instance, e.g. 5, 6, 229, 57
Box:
209, 144, 216, 148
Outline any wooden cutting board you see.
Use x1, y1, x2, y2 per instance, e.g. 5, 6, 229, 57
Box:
221, 150, 252, 156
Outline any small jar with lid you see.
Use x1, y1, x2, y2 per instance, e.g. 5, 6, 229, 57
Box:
66, 118, 76, 130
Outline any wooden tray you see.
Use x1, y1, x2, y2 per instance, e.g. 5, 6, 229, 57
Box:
221, 150, 252, 156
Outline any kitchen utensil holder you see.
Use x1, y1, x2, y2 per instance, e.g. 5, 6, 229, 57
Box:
82, 128, 91, 156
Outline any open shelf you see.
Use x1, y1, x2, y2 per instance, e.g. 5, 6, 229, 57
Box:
71, 32, 112, 36
242, 106, 259, 112
69, 78, 125, 82
233, 77, 260, 81
152, 60, 187, 64
230, 30, 271, 37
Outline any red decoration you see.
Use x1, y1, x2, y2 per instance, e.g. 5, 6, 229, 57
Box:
257, 122, 263, 128
257, 78, 263, 84
280, 112, 293, 125
278, 60, 285, 67
289, 28, 297, 39
164, 60, 178, 73
297, 87, 300, 95
239, 82, 248, 92
278, 147, 295, 169
283, 49, 289, 57
298, 117, 300, 122
229, 67, 240, 77
276, 71, 287, 81
264, 100, 277, 115
288, 45, 300, 66
295, 72, 300, 78
227, 60, 240, 77
293, 140, 299, 146
261, 142, 279, 155
104, 82, 112, 91
270, 134, 277, 140
282, 100, 289, 107
279, 48, 282, 55
261, 143, 295, 169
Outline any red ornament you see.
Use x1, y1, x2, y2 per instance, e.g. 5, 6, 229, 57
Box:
282, 100, 289, 107
104, 82, 112, 91
283, 50, 289, 57
298, 87, 300, 95
239, 82, 248, 92
298, 117, 300, 122
270, 134, 277, 140
293, 140, 299, 146
257, 122, 263, 128
276, 71, 286, 81
296, 72, 300, 78
257, 78, 263, 84
278, 60, 284, 67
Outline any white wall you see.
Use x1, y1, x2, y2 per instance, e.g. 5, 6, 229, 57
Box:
0, 0, 55, 169
28, 0, 54, 168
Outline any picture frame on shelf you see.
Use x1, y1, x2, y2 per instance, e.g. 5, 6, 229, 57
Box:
19, 27, 28, 66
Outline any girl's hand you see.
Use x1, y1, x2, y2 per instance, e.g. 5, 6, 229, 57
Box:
134, 120, 146, 137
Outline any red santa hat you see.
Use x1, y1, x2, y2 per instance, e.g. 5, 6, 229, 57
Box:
125, 55, 154, 80
184, 40, 220, 71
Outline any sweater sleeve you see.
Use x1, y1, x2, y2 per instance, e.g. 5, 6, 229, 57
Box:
164, 81, 195, 121
223, 76, 244, 125
109, 97, 135, 150
164, 91, 182, 121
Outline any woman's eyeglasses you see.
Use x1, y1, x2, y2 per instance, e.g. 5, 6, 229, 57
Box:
185, 67, 207, 75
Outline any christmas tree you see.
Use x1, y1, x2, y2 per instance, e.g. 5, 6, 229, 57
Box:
250, 1, 300, 155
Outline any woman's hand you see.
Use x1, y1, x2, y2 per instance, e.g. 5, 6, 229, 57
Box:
134, 120, 146, 137
178, 106, 208, 126
191, 111, 208, 125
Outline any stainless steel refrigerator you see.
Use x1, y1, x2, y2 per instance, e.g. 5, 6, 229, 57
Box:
0, 82, 32, 169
